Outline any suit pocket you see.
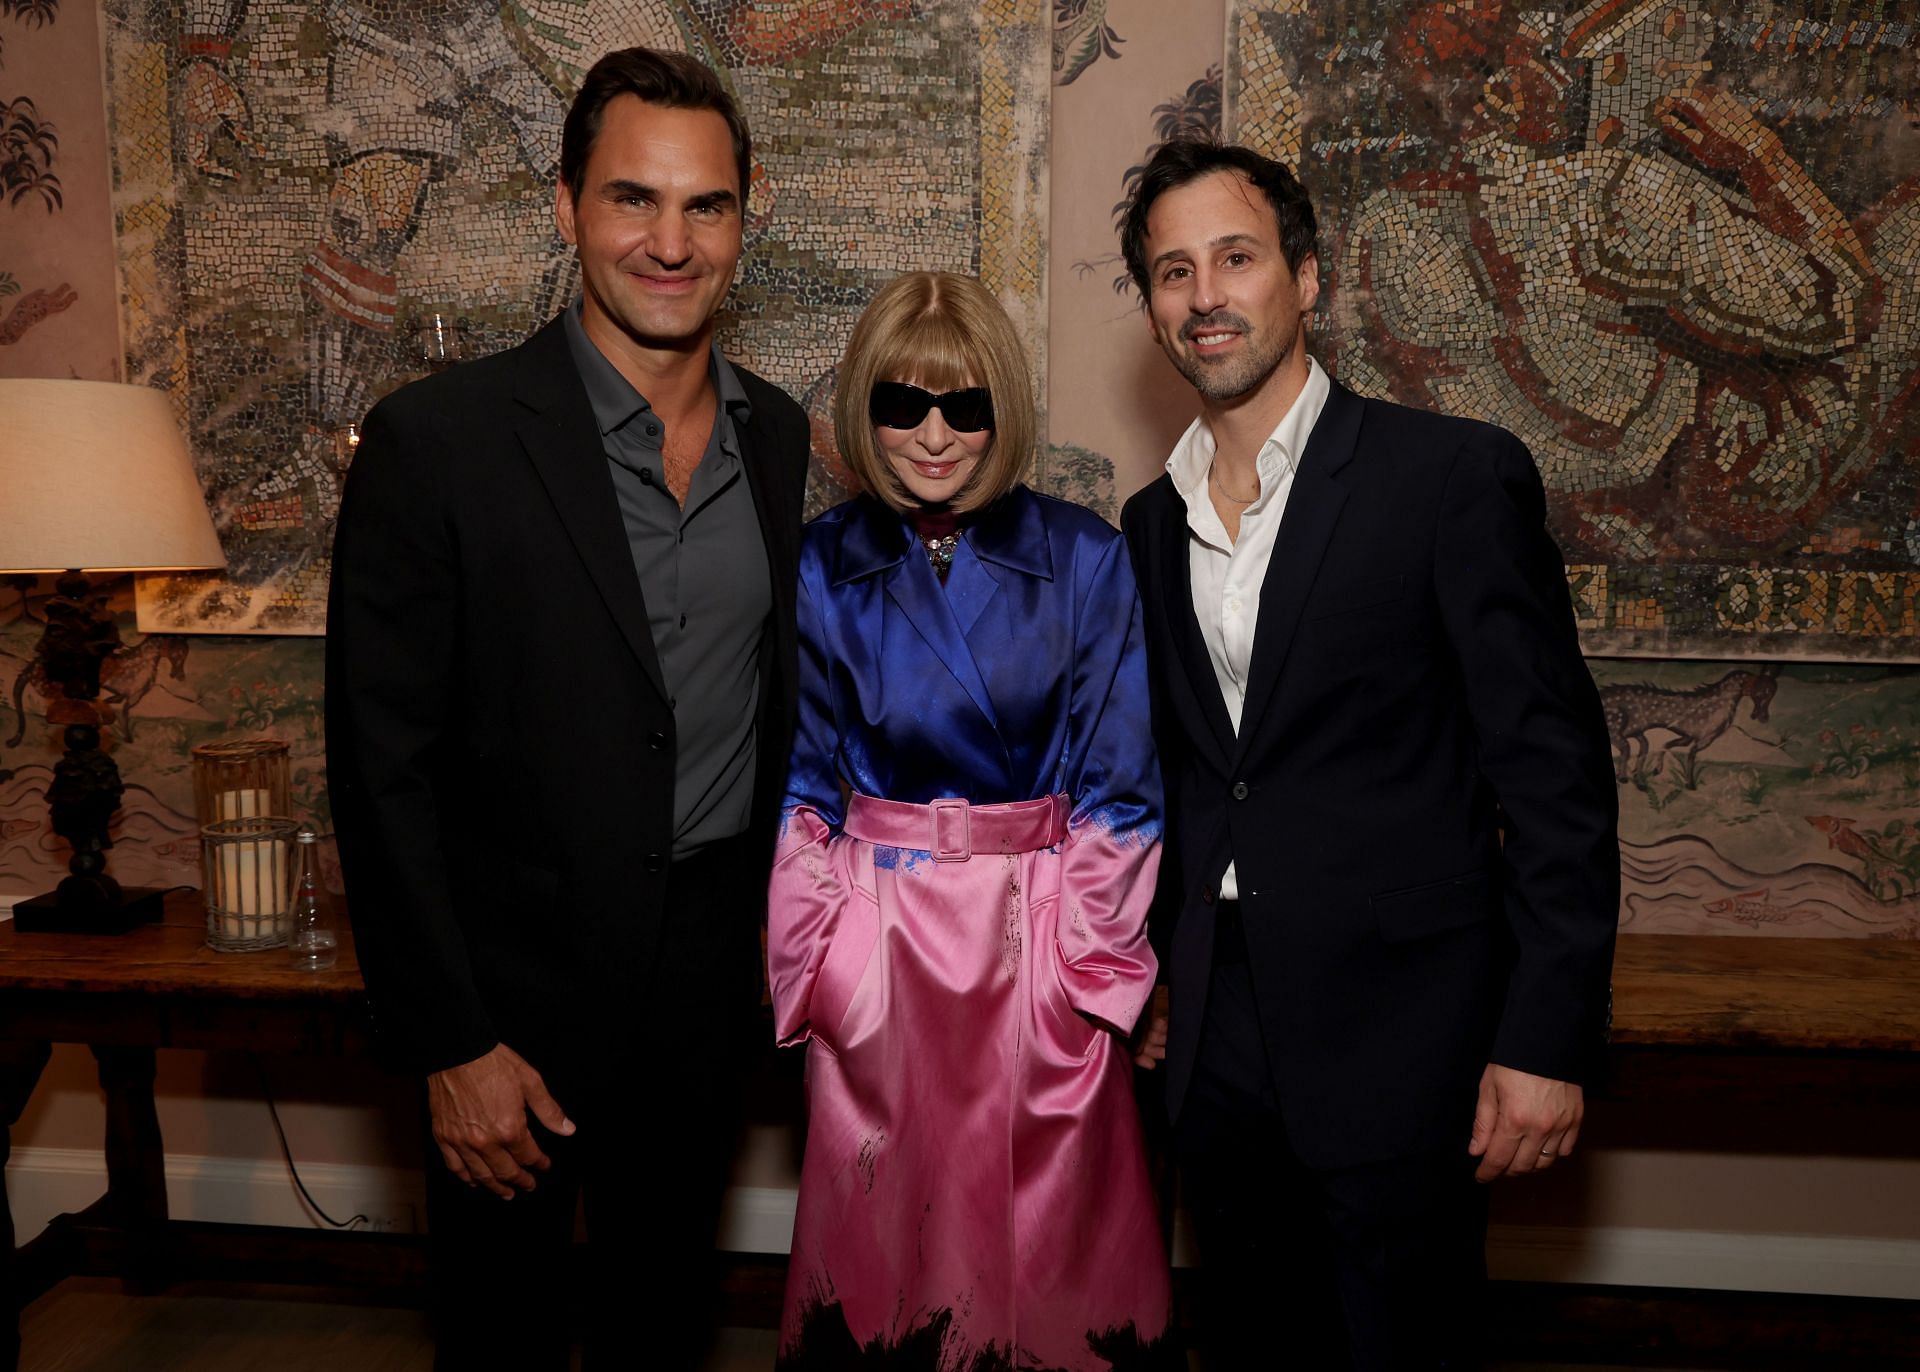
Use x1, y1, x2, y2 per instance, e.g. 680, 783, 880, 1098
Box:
1029, 857, 1099, 1063
1372, 870, 1494, 943
809, 878, 880, 1053
1309, 574, 1406, 620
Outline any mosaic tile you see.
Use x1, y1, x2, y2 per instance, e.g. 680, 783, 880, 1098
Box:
101, 0, 1049, 631
1228, 0, 1920, 660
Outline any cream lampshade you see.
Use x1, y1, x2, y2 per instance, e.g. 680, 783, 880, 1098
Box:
0, 378, 226, 932
0, 378, 227, 574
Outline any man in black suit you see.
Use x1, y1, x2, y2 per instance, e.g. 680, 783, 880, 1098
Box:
1118, 141, 1619, 1369
325, 48, 809, 1370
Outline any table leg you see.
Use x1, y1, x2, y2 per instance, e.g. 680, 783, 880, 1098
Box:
90, 1046, 167, 1228
2, 1040, 53, 1372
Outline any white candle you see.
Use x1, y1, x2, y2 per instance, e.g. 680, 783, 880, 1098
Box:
219, 788, 270, 820
215, 833, 289, 940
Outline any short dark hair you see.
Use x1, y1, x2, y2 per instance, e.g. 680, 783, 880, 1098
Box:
561, 47, 753, 206
1119, 141, 1317, 300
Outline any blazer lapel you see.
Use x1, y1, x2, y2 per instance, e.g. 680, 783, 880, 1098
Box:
737, 392, 798, 672
952, 484, 1047, 640
890, 552, 1002, 741
512, 317, 670, 703
1231, 381, 1365, 767
833, 499, 1003, 745
1157, 483, 1236, 768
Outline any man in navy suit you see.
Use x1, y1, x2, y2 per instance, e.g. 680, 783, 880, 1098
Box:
1119, 141, 1619, 1369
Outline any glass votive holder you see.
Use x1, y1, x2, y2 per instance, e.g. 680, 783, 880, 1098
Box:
191, 738, 290, 828
202, 816, 299, 951
330, 421, 362, 474
416, 312, 465, 370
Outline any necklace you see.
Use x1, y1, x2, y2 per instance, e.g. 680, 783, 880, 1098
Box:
911, 504, 963, 576
921, 531, 960, 573
1210, 464, 1259, 505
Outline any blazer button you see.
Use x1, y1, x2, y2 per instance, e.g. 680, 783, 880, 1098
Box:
644, 853, 665, 873
648, 731, 667, 751
1231, 781, 1249, 800
1200, 884, 1215, 905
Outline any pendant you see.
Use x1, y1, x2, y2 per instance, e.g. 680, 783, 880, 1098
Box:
922, 532, 959, 573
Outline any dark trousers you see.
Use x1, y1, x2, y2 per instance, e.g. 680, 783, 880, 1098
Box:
426, 835, 764, 1372
1174, 905, 1487, 1372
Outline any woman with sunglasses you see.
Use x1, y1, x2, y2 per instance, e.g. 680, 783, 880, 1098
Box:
768, 271, 1172, 1370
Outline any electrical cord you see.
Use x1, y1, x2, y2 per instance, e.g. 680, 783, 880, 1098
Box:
249, 1052, 368, 1230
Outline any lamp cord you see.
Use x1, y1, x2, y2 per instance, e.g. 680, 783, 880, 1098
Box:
249, 1053, 368, 1230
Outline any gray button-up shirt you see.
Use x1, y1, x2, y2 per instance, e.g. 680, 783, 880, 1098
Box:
564, 302, 771, 858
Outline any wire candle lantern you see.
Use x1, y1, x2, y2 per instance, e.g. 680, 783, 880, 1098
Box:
192, 740, 295, 950
201, 816, 300, 949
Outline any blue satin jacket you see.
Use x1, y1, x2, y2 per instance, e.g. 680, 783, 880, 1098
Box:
781, 486, 1161, 843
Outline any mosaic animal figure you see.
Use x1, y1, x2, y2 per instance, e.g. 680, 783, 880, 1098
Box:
1600, 667, 1779, 783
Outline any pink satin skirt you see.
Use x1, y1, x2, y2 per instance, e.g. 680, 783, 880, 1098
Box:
774, 793, 1170, 1369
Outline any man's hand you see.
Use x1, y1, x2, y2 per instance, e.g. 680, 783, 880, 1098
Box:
428, 1043, 575, 1198
1467, 1063, 1582, 1183
1132, 985, 1169, 1069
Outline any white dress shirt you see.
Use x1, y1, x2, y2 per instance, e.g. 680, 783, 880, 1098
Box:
1165, 356, 1330, 899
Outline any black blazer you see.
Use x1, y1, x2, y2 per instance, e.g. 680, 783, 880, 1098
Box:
1121, 379, 1618, 1170
325, 315, 809, 1076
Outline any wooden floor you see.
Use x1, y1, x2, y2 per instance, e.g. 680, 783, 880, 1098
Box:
18, 1279, 779, 1372
18, 1278, 1726, 1372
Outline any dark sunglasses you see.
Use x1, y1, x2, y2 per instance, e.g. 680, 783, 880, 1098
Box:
869, 381, 995, 433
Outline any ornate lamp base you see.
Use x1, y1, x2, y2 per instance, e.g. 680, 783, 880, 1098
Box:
10, 573, 167, 935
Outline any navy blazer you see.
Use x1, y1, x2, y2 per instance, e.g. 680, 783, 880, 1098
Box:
1121, 378, 1619, 1169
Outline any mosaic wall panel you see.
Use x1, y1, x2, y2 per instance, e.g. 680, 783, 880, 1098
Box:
1228, 0, 1920, 660
1598, 658, 1920, 938
108, 0, 1050, 633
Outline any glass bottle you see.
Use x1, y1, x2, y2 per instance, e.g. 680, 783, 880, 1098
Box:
287, 827, 338, 971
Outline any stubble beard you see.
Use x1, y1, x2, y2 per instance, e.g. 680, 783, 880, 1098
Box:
1174, 318, 1297, 403
586, 259, 730, 354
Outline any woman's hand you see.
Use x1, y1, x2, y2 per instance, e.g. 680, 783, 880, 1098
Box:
1131, 985, 1170, 1069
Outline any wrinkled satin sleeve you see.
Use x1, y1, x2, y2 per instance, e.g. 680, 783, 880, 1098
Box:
1055, 533, 1163, 1036
768, 554, 849, 1047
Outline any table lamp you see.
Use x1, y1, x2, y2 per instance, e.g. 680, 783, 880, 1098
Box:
0, 378, 227, 932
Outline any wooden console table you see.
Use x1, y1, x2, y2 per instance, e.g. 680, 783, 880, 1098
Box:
4, 901, 1917, 1369
0, 889, 406, 1372
1601, 933, 1920, 1104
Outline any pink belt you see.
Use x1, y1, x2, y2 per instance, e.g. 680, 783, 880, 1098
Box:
843, 792, 1069, 862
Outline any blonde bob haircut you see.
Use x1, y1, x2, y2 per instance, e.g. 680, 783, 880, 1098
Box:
833, 271, 1035, 515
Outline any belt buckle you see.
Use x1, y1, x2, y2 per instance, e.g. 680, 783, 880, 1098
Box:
929, 797, 972, 862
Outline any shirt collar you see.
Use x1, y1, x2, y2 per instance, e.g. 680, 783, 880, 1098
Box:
1165, 354, 1330, 511
563, 298, 752, 437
